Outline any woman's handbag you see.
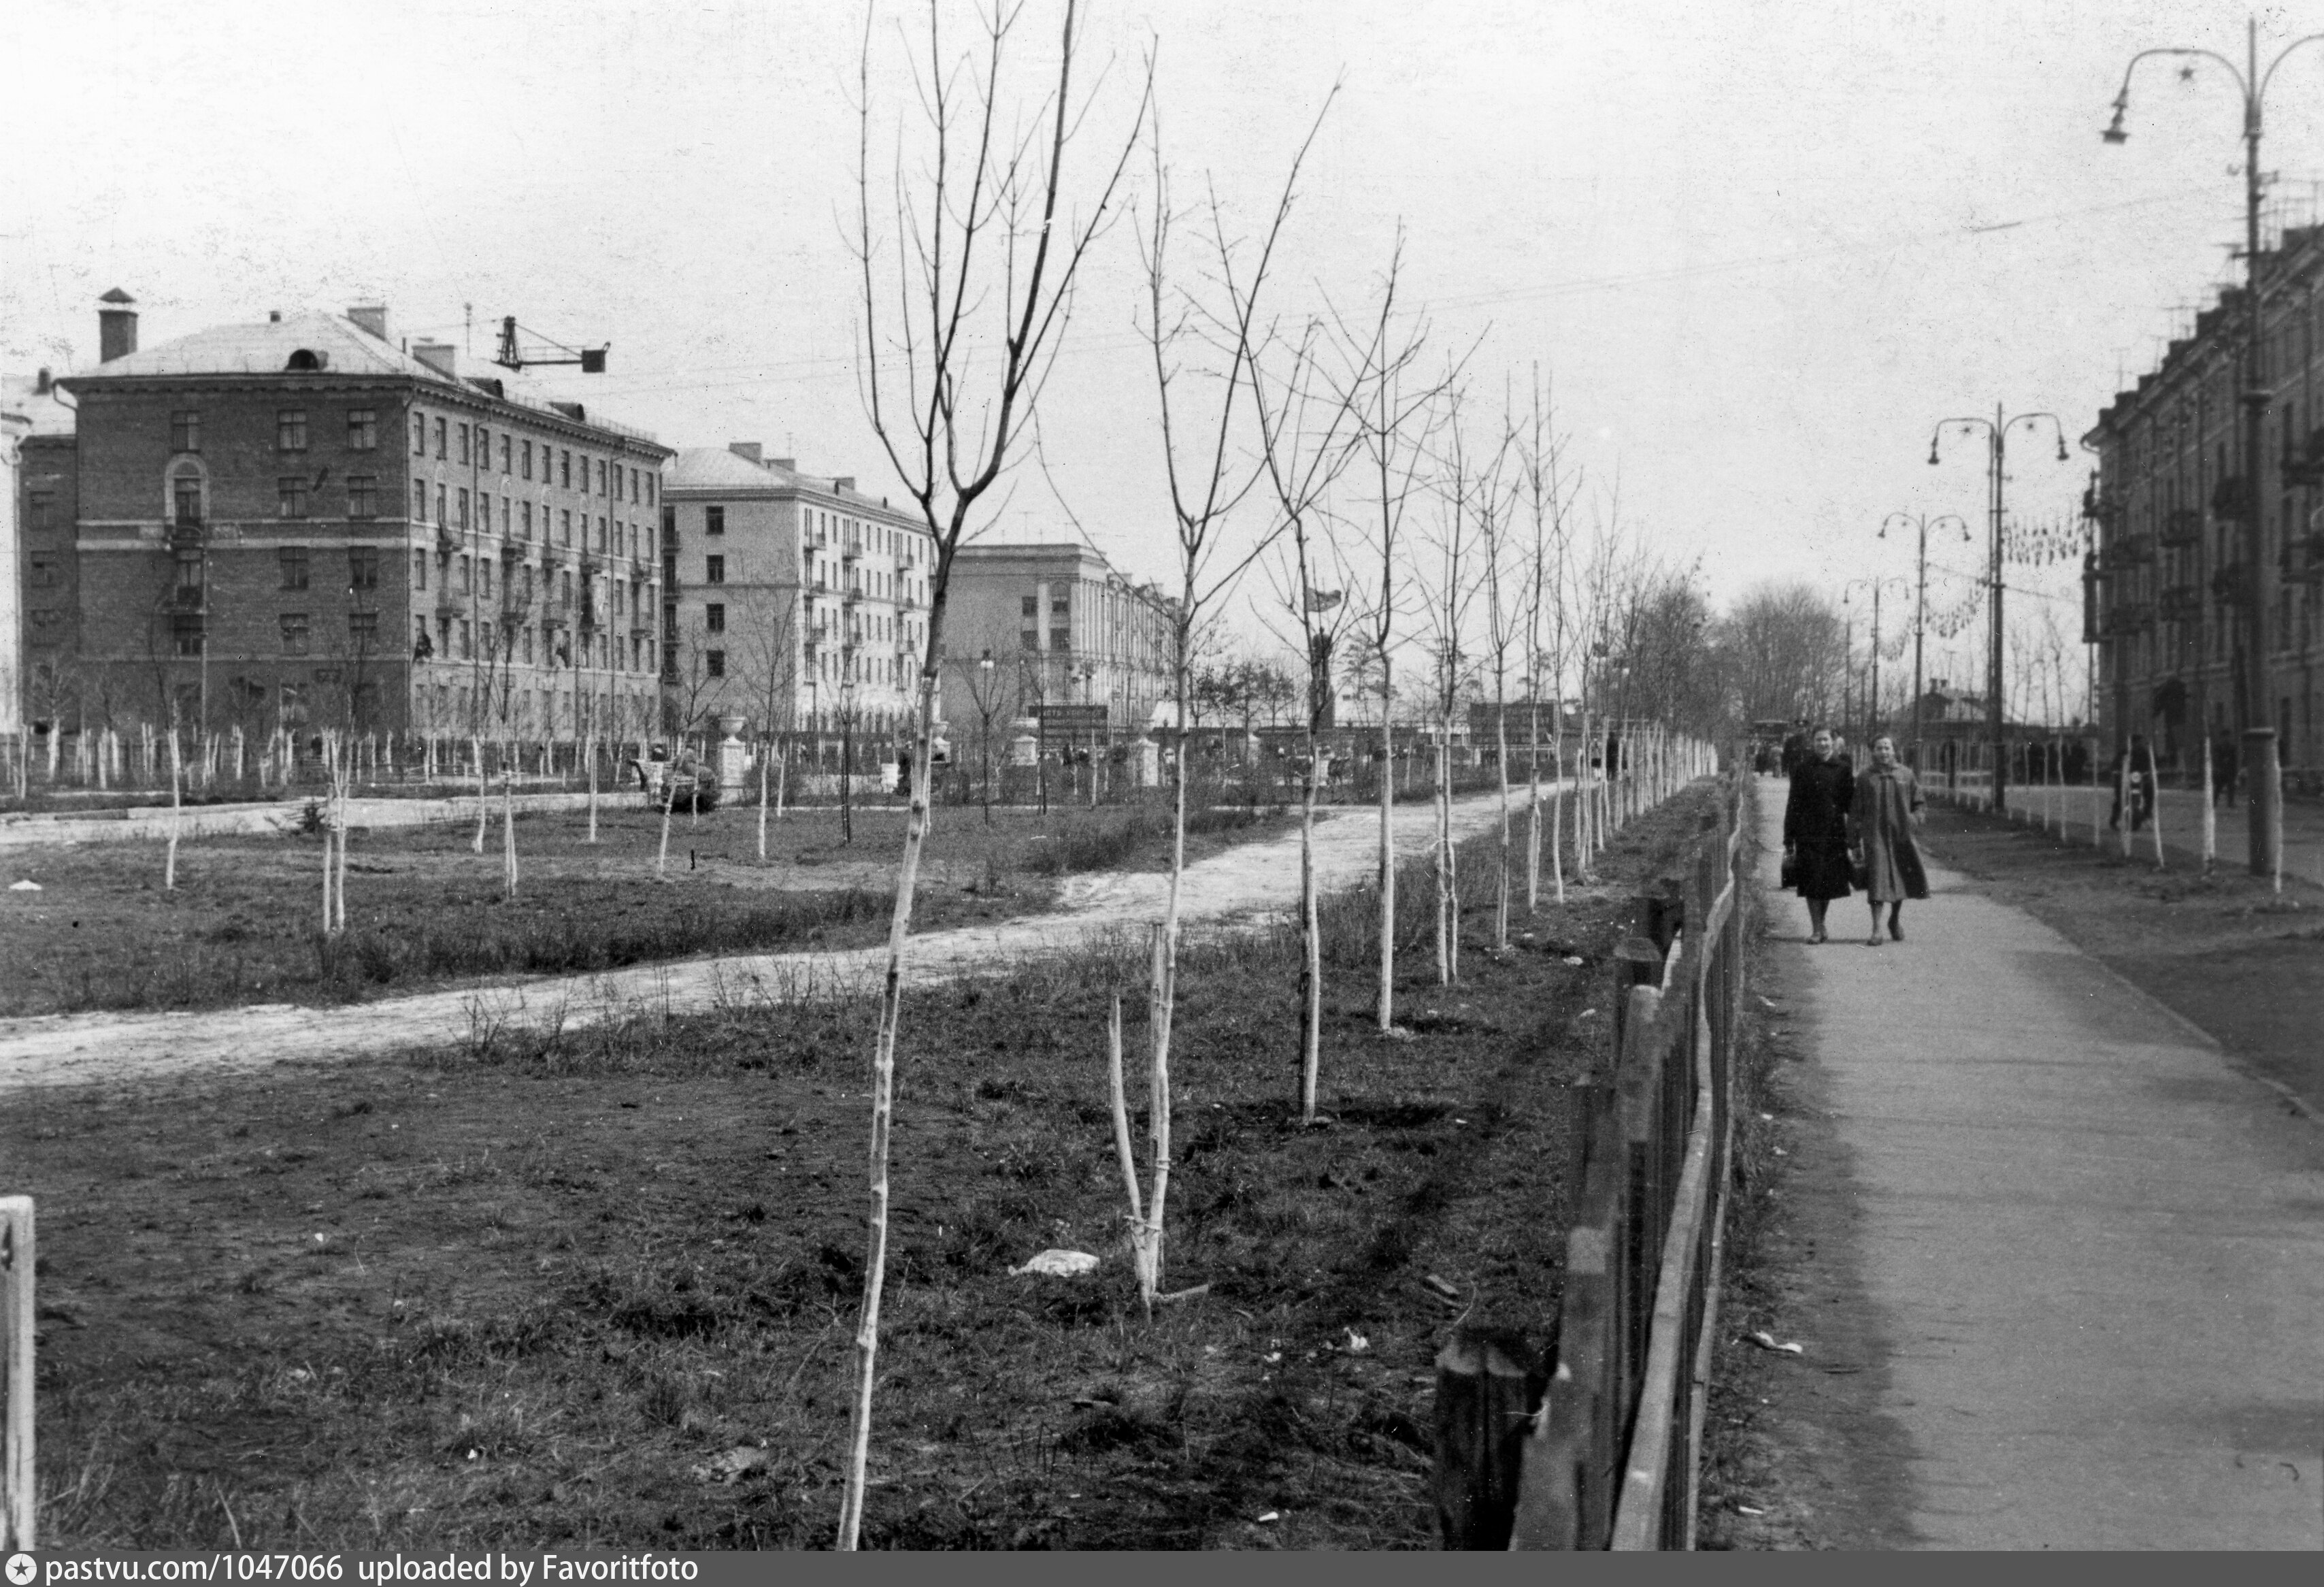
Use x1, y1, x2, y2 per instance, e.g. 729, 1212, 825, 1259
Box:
1849, 847, 1870, 891
1780, 852, 1800, 889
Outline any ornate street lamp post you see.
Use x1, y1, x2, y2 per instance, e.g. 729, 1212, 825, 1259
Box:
1929, 408, 2071, 813
2102, 18, 2320, 879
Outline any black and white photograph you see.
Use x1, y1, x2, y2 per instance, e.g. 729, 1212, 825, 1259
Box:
0, 0, 2318, 1554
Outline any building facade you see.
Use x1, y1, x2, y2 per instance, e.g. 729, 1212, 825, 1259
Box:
50, 292, 671, 743
659, 444, 935, 738
6, 370, 84, 740
2085, 224, 2324, 776
937, 542, 1175, 742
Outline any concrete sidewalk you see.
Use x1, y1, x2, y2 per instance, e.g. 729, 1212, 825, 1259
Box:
1930, 779, 2324, 891
1754, 779, 2324, 1549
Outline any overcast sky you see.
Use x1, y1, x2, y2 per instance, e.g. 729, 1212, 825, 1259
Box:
9, 0, 2321, 692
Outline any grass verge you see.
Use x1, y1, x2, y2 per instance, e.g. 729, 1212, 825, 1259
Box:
14, 785, 1719, 1550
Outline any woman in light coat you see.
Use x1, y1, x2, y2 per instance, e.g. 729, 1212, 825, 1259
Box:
1850, 734, 1928, 945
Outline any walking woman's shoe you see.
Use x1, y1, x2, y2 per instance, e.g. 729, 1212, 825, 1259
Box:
1866, 933, 1885, 947
1810, 928, 1828, 944
1889, 919, 1905, 942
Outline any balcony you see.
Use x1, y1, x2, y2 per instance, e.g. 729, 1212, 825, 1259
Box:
2158, 507, 2204, 547
499, 541, 524, 563
2080, 485, 2123, 528
167, 519, 205, 549
2099, 537, 2152, 573
2157, 584, 2202, 622
2283, 428, 2324, 489
841, 539, 861, 562
2103, 606, 2152, 637
169, 585, 205, 612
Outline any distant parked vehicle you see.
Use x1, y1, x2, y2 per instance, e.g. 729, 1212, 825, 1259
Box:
629, 745, 720, 813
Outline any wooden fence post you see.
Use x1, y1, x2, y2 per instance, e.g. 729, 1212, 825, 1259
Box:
1, 1197, 33, 1550
1433, 1327, 1545, 1548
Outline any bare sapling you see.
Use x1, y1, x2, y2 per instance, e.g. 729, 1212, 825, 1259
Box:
1329, 233, 1455, 1031
586, 733, 599, 844
333, 731, 350, 932
833, 1, 1146, 1548
164, 725, 182, 892
757, 742, 771, 863
1471, 399, 1522, 953
657, 766, 676, 874
503, 768, 519, 898
1422, 387, 1491, 984
471, 736, 488, 853
2144, 739, 2164, 870
1245, 305, 1365, 1122
1106, 930, 1177, 1314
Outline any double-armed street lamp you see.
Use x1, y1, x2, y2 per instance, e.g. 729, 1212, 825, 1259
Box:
1929, 408, 2072, 813
1880, 512, 1974, 768
2101, 18, 2321, 879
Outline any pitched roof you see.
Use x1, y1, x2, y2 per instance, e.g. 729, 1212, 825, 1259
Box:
69, 310, 459, 384
0, 372, 76, 437
60, 310, 664, 447
665, 446, 803, 491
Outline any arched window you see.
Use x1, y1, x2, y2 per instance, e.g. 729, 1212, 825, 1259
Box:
284, 348, 328, 372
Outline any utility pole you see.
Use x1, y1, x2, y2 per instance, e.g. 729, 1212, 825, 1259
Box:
1882, 512, 1971, 770
1929, 410, 2070, 813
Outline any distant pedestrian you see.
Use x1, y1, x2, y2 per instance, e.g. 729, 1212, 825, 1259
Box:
1783, 726, 1855, 944
1851, 734, 1929, 945
2211, 729, 2239, 808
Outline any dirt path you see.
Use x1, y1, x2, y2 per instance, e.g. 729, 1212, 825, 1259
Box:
0, 786, 1553, 1092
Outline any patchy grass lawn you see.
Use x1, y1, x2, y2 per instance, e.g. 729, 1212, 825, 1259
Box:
0, 801, 1281, 1018
13, 786, 1717, 1551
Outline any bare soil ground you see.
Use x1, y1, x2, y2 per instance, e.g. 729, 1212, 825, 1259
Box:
0, 800, 1280, 1019
8, 789, 1717, 1552
1696, 791, 2324, 1550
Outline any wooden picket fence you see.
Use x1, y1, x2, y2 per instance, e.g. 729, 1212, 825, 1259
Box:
1434, 772, 1753, 1550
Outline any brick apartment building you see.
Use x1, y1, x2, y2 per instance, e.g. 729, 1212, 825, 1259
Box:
40, 291, 671, 743
659, 444, 935, 738
3, 368, 79, 741
2085, 224, 2324, 776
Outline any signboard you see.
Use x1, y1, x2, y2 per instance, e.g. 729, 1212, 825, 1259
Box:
1037, 704, 1110, 730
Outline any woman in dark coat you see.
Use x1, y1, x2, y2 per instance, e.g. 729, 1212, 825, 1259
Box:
1782, 727, 1854, 943
1850, 734, 1929, 945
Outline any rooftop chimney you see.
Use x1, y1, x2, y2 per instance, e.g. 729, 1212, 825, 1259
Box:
35, 368, 51, 395
412, 340, 457, 378
268, 310, 282, 323
728, 441, 763, 463
346, 304, 388, 340
97, 288, 137, 363
771, 457, 796, 472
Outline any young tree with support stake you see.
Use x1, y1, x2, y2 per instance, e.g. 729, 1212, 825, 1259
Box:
1329, 240, 1456, 1032
1135, 85, 1329, 1308
1245, 314, 1363, 1126
835, 1, 1146, 1549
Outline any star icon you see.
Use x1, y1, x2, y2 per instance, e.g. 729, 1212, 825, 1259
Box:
5, 1554, 35, 1586
2180, 65, 2197, 82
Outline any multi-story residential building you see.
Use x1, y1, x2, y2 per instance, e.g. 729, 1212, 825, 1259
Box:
6, 367, 84, 740
659, 444, 935, 736
937, 542, 1176, 737
2085, 224, 2324, 777
49, 291, 671, 742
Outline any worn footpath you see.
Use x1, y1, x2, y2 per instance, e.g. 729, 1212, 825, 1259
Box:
1745, 777, 2323, 1549
0, 787, 1528, 1092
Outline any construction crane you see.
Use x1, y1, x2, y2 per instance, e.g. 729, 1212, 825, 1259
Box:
493, 316, 607, 374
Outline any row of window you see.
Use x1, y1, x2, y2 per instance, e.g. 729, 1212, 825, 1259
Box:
410, 411, 655, 506
169, 408, 376, 455
275, 612, 378, 653
412, 617, 650, 672
411, 483, 646, 557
